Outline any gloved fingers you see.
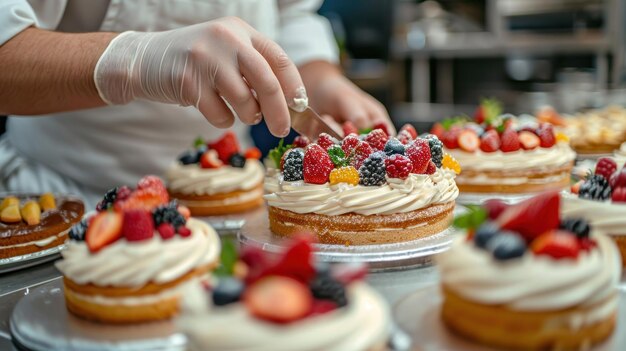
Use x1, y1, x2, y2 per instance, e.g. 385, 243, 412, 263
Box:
214, 68, 262, 125
238, 48, 291, 137
197, 88, 235, 129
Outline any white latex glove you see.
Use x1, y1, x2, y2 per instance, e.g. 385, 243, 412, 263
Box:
94, 17, 306, 137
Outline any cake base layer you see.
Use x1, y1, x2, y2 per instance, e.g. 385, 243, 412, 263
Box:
169, 184, 263, 216
611, 235, 626, 268
268, 202, 454, 245
573, 143, 623, 155
0, 231, 68, 259
455, 162, 573, 194
441, 286, 616, 351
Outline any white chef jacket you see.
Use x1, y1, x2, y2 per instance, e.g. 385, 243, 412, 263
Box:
0, 0, 338, 205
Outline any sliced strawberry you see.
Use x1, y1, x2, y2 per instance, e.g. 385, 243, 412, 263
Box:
483, 199, 508, 220
208, 131, 240, 163
496, 191, 560, 242
457, 130, 480, 152
531, 230, 580, 259
244, 147, 262, 160
406, 139, 431, 174
342, 121, 358, 137
400, 124, 418, 139
430, 123, 445, 139
518, 131, 540, 150
244, 276, 313, 324
500, 129, 521, 152
86, 211, 123, 252
479, 130, 500, 152
200, 150, 223, 169
537, 123, 556, 148
303, 144, 334, 184
571, 180, 583, 195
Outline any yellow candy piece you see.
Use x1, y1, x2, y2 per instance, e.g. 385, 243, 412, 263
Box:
442, 153, 461, 174
39, 192, 56, 211
1, 205, 22, 223
21, 201, 41, 225
0, 196, 19, 212
555, 132, 569, 143
329, 166, 360, 186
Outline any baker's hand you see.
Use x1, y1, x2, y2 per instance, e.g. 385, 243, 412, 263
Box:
94, 17, 304, 137
301, 62, 395, 135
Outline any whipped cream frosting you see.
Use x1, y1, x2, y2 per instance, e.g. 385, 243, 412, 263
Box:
178, 282, 390, 351
561, 193, 626, 236
264, 168, 458, 216
446, 142, 575, 172
166, 160, 264, 196
614, 142, 626, 161
438, 233, 621, 312
56, 218, 220, 288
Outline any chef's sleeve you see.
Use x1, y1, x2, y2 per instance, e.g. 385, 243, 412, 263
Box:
0, 0, 66, 45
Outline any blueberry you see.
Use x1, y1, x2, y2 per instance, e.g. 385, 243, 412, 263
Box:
384, 138, 405, 156
485, 232, 527, 261
560, 218, 590, 238
474, 222, 500, 249
179, 150, 199, 165
229, 153, 246, 168
212, 277, 245, 306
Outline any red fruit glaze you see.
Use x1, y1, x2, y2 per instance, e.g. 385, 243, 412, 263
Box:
518, 131, 540, 150
500, 129, 521, 152
405, 139, 431, 174
457, 130, 480, 152
364, 129, 388, 151
86, 211, 123, 252
208, 131, 240, 163
596, 157, 618, 181
303, 144, 334, 184
531, 230, 580, 259
385, 154, 413, 179
497, 191, 560, 241
121, 210, 154, 242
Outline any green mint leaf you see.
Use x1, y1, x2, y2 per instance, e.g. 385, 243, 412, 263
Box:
328, 145, 348, 167
214, 239, 238, 277
481, 98, 503, 124
268, 139, 293, 168
358, 127, 373, 135
193, 136, 205, 148
453, 205, 487, 230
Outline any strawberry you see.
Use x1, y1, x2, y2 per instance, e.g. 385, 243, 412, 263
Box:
121, 210, 154, 242
317, 133, 337, 150
457, 130, 480, 152
537, 123, 556, 148
244, 276, 313, 324
612, 187, 626, 203
500, 129, 521, 152
241, 246, 271, 283
86, 211, 123, 252
157, 223, 176, 240
425, 160, 436, 174
397, 130, 413, 145
405, 139, 431, 174
267, 235, 316, 284
531, 230, 580, 259
571, 180, 583, 194
114, 186, 169, 212
385, 154, 413, 179
351, 141, 374, 170
293, 136, 310, 148
341, 134, 360, 155
483, 199, 508, 220
303, 144, 334, 184
479, 130, 500, 152
137, 176, 165, 192
474, 105, 486, 124
342, 121, 358, 137
200, 150, 223, 169
612, 168, 626, 188
595, 158, 617, 181
115, 186, 132, 201
430, 123, 444, 139
518, 131, 540, 150
373, 123, 390, 136
364, 129, 388, 151
244, 147, 262, 160
497, 191, 560, 242
400, 124, 418, 139
208, 131, 240, 163
441, 127, 460, 149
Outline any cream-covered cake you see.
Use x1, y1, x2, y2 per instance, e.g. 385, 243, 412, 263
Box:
438, 191, 621, 350
167, 132, 264, 216
56, 176, 221, 324
263, 126, 459, 245
562, 105, 626, 155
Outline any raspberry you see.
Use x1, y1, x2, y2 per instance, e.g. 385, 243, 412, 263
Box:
480, 129, 500, 152
121, 210, 155, 242
373, 123, 390, 136
157, 223, 176, 240
303, 144, 334, 184
341, 134, 360, 156
228, 153, 246, 168
579, 174, 612, 201
537, 123, 556, 148
317, 133, 338, 150
612, 187, 626, 203
342, 121, 358, 137
400, 124, 418, 139
208, 131, 240, 163
329, 166, 359, 185
293, 136, 310, 148
358, 152, 386, 186
425, 161, 436, 174
177, 226, 192, 237
244, 147, 262, 160
442, 153, 461, 174
385, 154, 413, 179
500, 129, 521, 152
406, 139, 431, 174
384, 138, 405, 156
422, 135, 443, 167
364, 129, 388, 151
283, 148, 304, 181
351, 141, 374, 170
595, 158, 617, 181
397, 130, 413, 145
116, 186, 132, 201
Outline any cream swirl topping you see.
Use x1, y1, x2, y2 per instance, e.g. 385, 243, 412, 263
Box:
446, 142, 575, 172
561, 193, 626, 236
166, 160, 264, 195
438, 233, 621, 311
56, 218, 220, 288
614, 142, 626, 159
178, 282, 390, 351
264, 168, 458, 216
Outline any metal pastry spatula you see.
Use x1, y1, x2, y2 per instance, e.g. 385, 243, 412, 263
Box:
289, 106, 342, 141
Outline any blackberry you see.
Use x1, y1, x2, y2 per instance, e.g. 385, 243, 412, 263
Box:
283, 149, 304, 181
68, 218, 89, 241
178, 150, 199, 165
579, 175, 612, 201
422, 134, 443, 168
560, 218, 590, 238
153, 202, 186, 228
228, 153, 246, 168
96, 187, 118, 211
310, 273, 347, 307
384, 138, 405, 156
358, 152, 386, 186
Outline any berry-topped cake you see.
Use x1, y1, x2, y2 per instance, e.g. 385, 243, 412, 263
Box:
562, 105, 626, 155
564, 157, 626, 266
0, 193, 84, 259
166, 132, 264, 216
264, 125, 460, 245
438, 191, 621, 350
55, 176, 221, 324
431, 100, 575, 194
177, 235, 390, 351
